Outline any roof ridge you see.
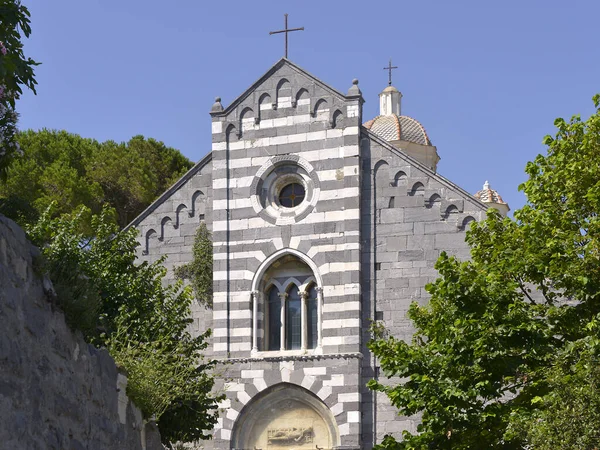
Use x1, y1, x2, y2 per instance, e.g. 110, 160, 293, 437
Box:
361, 126, 489, 211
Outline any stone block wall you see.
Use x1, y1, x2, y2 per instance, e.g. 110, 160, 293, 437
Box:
0, 215, 163, 450
131, 156, 214, 350
359, 134, 487, 447
209, 355, 362, 449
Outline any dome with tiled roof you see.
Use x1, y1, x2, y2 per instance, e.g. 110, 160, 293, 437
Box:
363, 82, 439, 171
474, 181, 510, 216
475, 181, 506, 205
364, 114, 432, 146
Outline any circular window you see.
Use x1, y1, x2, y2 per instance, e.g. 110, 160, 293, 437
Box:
250, 155, 321, 225
278, 183, 306, 208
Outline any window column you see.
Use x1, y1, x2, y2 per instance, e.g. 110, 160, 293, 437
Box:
278, 292, 288, 351
299, 290, 308, 350
316, 286, 324, 349
251, 290, 259, 352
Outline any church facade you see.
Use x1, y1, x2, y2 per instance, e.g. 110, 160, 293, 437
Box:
129, 58, 508, 449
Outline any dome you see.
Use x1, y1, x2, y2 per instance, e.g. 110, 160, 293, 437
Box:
474, 181, 507, 205
363, 114, 432, 146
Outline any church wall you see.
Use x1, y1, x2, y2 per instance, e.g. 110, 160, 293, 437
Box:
208, 61, 364, 449
359, 136, 486, 447
132, 158, 214, 350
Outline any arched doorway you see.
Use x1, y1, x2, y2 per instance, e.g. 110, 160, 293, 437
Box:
231, 383, 340, 449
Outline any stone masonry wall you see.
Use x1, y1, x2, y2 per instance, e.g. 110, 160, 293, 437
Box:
0, 215, 163, 450
359, 134, 488, 448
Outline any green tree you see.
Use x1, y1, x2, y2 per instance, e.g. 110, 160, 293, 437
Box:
0, 130, 193, 228
367, 95, 600, 449
0, 0, 39, 179
174, 222, 213, 308
28, 204, 222, 446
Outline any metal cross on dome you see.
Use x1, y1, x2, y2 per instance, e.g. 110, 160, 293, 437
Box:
269, 13, 304, 58
383, 59, 398, 86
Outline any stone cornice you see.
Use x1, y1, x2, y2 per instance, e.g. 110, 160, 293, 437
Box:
215, 352, 363, 365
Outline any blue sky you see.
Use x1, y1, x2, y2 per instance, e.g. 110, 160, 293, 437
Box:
17, 0, 600, 212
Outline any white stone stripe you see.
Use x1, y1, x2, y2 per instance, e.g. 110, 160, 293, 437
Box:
212, 166, 358, 191
213, 128, 353, 151
322, 318, 361, 329
304, 367, 327, 376
318, 187, 359, 201
212, 209, 360, 231
214, 270, 254, 281
324, 283, 360, 297
213, 309, 251, 320
213, 187, 359, 211
226, 409, 239, 421
316, 166, 359, 181
213, 176, 254, 189
213, 327, 251, 337
241, 369, 264, 378
237, 390, 252, 405
211, 121, 223, 134
322, 335, 360, 346
214, 250, 266, 261
301, 375, 316, 390
289, 231, 359, 250
307, 243, 360, 258
213, 198, 253, 210
213, 291, 251, 304
319, 262, 360, 275
323, 301, 360, 313
213, 216, 276, 232
217, 231, 359, 248
338, 392, 360, 403
317, 385, 332, 401
212, 144, 359, 169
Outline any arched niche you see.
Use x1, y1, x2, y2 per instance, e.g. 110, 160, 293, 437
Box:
230, 383, 340, 450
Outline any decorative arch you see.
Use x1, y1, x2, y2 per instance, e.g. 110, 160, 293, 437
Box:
159, 216, 172, 241
294, 87, 310, 107
409, 181, 425, 196
392, 170, 407, 186
230, 383, 340, 450
426, 193, 442, 208
175, 203, 188, 229
143, 228, 157, 255
251, 248, 323, 292
275, 78, 291, 109
190, 190, 204, 218
238, 107, 256, 136
329, 108, 343, 129
443, 204, 460, 218
312, 98, 328, 118
460, 215, 476, 230
251, 249, 323, 353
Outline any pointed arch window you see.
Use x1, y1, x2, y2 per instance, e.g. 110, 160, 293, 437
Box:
267, 286, 281, 351
286, 285, 302, 350
257, 281, 322, 353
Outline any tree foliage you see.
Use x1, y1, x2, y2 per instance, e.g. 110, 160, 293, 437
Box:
368, 95, 600, 449
0, 0, 39, 179
174, 221, 213, 308
0, 129, 193, 227
28, 204, 222, 446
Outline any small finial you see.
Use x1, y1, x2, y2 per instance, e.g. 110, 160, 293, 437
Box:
483, 180, 490, 190
347, 78, 362, 97
211, 96, 223, 113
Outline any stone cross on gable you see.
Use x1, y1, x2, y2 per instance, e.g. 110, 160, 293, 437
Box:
269, 13, 304, 58
383, 58, 398, 86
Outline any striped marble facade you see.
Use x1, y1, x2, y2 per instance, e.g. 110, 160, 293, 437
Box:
129, 59, 489, 449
